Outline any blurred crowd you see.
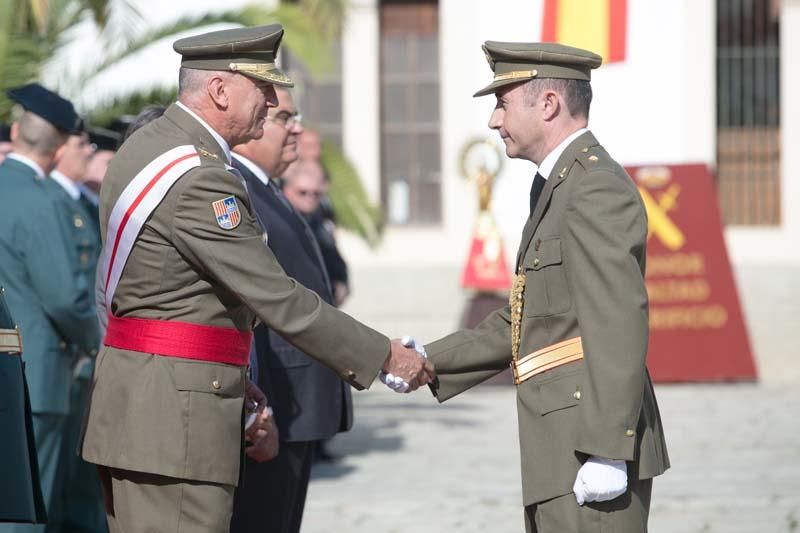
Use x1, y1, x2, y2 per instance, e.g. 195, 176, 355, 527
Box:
0, 82, 350, 533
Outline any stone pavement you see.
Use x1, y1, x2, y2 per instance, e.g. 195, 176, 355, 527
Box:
298, 262, 800, 532
303, 383, 799, 533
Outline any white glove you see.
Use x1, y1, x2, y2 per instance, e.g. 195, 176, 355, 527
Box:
378, 336, 427, 393
573, 456, 628, 506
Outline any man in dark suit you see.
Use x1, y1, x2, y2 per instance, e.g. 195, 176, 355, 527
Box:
230, 87, 353, 533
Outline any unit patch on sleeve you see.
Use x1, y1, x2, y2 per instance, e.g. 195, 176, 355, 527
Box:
212, 195, 241, 230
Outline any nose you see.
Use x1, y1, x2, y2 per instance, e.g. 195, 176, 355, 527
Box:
488, 108, 503, 130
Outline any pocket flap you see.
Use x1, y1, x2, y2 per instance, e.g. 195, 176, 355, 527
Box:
526, 237, 562, 271
537, 370, 581, 415
173, 361, 245, 397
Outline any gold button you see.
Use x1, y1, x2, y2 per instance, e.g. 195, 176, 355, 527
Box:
59, 341, 67, 350
533, 258, 540, 267
588, 155, 599, 162
573, 391, 581, 400
74, 217, 84, 228
625, 429, 635, 437
212, 380, 221, 390
581, 147, 589, 153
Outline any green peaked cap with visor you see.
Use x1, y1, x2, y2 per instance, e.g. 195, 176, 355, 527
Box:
474, 41, 602, 97
173, 24, 294, 87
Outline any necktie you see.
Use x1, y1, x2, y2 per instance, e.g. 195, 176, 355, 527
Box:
529, 172, 546, 217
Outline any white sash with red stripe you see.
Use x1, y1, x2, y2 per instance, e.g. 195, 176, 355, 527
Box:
103, 145, 202, 308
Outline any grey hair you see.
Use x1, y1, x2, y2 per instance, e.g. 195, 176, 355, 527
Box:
524, 78, 592, 118
15, 111, 67, 156
178, 67, 214, 96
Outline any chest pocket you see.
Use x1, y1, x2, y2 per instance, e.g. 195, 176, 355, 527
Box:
523, 237, 571, 317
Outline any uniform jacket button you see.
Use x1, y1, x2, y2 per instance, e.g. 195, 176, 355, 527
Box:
625, 429, 635, 437
533, 258, 540, 267
59, 341, 67, 350
211, 380, 221, 390
573, 391, 581, 400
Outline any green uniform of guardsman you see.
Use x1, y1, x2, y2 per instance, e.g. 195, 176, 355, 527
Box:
0, 84, 100, 533
46, 136, 107, 532
0, 288, 47, 525
81, 25, 391, 533
425, 43, 670, 532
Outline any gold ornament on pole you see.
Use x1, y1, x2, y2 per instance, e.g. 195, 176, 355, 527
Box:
458, 137, 511, 291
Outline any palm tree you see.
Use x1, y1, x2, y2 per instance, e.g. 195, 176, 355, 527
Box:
0, 0, 382, 244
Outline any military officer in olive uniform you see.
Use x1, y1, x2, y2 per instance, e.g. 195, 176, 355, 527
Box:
423, 43, 670, 532
81, 24, 433, 533
46, 127, 107, 533
0, 84, 100, 533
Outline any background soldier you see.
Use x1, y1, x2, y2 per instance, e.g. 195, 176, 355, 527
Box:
421, 42, 670, 532
81, 24, 432, 533
0, 83, 100, 533
46, 126, 107, 533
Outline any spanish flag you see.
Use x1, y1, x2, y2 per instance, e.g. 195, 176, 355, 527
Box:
541, 0, 627, 63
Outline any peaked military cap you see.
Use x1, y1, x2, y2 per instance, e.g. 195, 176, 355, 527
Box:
6, 83, 83, 133
89, 127, 122, 152
173, 24, 294, 87
474, 42, 602, 97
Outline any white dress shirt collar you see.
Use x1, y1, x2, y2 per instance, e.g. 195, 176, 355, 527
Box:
176, 101, 232, 164
537, 127, 589, 180
50, 170, 82, 200
6, 153, 47, 180
232, 153, 271, 187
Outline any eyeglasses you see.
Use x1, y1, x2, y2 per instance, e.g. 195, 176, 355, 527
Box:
267, 111, 302, 128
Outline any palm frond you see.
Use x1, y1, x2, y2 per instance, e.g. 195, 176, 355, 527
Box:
321, 140, 384, 247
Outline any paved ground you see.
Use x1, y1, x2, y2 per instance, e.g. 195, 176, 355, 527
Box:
298, 262, 800, 532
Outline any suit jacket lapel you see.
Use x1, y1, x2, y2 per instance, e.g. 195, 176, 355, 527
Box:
515, 131, 600, 269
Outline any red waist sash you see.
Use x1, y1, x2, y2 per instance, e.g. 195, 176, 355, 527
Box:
104, 315, 252, 366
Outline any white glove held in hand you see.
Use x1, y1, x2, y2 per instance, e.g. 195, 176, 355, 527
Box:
572, 456, 628, 506
379, 336, 427, 393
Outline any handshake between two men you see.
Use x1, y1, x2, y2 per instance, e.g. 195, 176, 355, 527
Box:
240, 335, 434, 463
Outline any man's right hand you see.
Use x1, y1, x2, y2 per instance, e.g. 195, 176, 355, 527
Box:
381, 338, 436, 392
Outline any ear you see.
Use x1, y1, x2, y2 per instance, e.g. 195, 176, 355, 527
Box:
10, 122, 19, 142
541, 90, 561, 121
207, 74, 230, 110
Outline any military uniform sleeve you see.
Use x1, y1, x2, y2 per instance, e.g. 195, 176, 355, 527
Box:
425, 305, 512, 402
23, 201, 100, 354
562, 167, 649, 461
171, 167, 389, 390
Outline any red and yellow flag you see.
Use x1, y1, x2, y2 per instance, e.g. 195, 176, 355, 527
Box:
541, 0, 627, 63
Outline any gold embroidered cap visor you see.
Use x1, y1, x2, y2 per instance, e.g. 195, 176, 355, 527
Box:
473, 41, 602, 97
173, 24, 294, 87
